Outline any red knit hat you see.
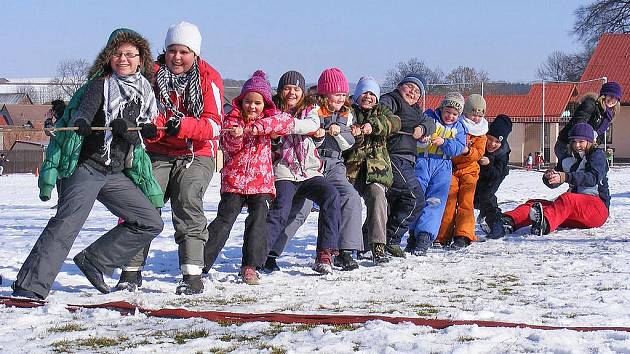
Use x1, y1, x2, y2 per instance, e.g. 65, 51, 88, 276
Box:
233, 70, 276, 110
317, 67, 349, 95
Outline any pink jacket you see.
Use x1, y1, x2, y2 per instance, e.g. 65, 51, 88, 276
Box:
220, 108, 294, 197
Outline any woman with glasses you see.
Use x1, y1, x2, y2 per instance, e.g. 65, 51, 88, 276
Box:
12, 28, 164, 300
116, 21, 224, 295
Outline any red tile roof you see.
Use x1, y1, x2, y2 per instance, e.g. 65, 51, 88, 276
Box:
424, 83, 576, 123
579, 33, 630, 104
0, 104, 51, 128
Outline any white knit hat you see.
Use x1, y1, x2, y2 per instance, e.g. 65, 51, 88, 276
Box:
164, 21, 202, 55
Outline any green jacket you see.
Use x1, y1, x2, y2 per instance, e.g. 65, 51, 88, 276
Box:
38, 80, 164, 208
344, 104, 401, 187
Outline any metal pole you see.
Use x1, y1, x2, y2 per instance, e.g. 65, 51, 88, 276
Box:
481, 82, 484, 96
541, 81, 545, 160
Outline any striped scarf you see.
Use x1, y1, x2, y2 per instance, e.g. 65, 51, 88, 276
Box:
102, 72, 157, 165
155, 60, 204, 123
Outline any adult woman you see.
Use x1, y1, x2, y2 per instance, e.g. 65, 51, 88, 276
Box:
12, 28, 164, 300
118, 22, 224, 295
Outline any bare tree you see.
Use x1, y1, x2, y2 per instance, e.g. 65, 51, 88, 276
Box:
537, 50, 590, 82
445, 66, 489, 84
384, 57, 444, 90
51, 59, 90, 97
572, 0, 630, 48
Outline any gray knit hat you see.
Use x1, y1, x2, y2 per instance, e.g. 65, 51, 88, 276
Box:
277, 70, 306, 93
440, 92, 465, 115
463, 94, 486, 117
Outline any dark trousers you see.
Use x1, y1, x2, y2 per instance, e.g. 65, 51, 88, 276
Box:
14, 164, 164, 298
266, 176, 340, 252
474, 187, 502, 228
204, 193, 271, 269
386, 155, 424, 245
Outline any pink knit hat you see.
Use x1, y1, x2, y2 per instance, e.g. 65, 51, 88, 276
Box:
233, 70, 276, 110
317, 68, 349, 95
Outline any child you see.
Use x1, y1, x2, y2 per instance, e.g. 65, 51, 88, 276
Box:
379, 75, 436, 259
554, 81, 622, 160
474, 114, 513, 239
344, 76, 401, 265
499, 123, 609, 236
535, 152, 544, 171
436, 94, 488, 248
308, 67, 363, 271
264, 70, 341, 275
526, 153, 533, 171
0, 153, 7, 176
203, 70, 294, 285
407, 93, 467, 255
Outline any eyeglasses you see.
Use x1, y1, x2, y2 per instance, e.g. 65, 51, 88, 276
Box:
112, 52, 140, 59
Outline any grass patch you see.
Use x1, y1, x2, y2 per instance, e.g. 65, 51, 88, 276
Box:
167, 294, 257, 307
457, 335, 477, 342
499, 287, 514, 295
48, 323, 87, 333
257, 342, 287, 353
52, 335, 127, 352
328, 323, 360, 333
292, 323, 317, 332
173, 329, 210, 344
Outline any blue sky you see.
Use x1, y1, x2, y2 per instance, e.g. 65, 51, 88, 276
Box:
1, 0, 585, 84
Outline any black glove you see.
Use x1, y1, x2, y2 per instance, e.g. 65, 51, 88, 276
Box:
140, 123, 158, 139
110, 119, 128, 138
165, 118, 181, 136
73, 119, 92, 136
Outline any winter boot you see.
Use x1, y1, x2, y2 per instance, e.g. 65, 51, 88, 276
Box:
114, 270, 142, 292
529, 202, 548, 236
451, 236, 471, 249
385, 243, 406, 258
73, 251, 110, 294
262, 254, 280, 273
372, 243, 390, 265
11, 284, 43, 300
175, 275, 204, 295
411, 232, 432, 256
240, 266, 260, 285
312, 249, 334, 274
404, 232, 417, 253
333, 250, 359, 271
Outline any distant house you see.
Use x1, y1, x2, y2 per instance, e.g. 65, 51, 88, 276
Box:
0, 93, 33, 105
576, 33, 630, 161
0, 103, 52, 150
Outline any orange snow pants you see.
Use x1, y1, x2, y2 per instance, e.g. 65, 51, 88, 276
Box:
437, 172, 479, 244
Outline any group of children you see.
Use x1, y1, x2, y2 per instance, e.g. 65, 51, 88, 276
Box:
7, 19, 622, 296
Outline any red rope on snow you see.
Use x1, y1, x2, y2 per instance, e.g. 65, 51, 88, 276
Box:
2, 296, 629, 332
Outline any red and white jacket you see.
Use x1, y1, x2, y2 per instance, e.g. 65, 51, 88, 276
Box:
146, 58, 224, 158
221, 108, 294, 197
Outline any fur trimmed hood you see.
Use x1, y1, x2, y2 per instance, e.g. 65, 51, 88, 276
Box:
579, 92, 621, 116
88, 28, 154, 81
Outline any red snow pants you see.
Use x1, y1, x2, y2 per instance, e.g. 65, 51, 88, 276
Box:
504, 193, 608, 233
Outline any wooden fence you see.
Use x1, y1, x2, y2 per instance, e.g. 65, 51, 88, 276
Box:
0, 150, 44, 174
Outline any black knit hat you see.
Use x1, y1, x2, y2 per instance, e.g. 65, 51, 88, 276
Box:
277, 70, 306, 93
488, 114, 512, 141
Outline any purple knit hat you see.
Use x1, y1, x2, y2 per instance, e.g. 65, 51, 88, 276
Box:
317, 68, 349, 95
569, 123, 595, 143
600, 81, 622, 100
233, 70, 275, 110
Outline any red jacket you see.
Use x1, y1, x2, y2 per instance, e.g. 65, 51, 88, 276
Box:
220, 108, 294, 197
146, 58, 224, 158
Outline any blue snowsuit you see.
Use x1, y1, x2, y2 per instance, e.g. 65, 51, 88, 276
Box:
411, 108, 467, 240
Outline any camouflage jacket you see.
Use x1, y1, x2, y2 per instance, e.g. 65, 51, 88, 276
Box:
344, 104, 401, 187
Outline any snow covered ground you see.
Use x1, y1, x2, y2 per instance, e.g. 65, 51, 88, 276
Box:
1, 168, 630, 353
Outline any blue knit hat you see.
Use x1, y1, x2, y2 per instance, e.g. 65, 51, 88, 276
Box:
600, 81, 622, 100
398, 74, 426, 94
353, 76, 381, 104
569, 123, 595, 143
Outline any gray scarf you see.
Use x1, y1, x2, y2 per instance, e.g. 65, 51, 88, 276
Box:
102, 72, 157, 165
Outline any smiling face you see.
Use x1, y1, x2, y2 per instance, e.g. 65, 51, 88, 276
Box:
486, 134, 502, 153
604, 95, 619, 108
281, 85, 303, 111
165, 44, 196, 75
571, 138, 591, 153
397, 82, 421, 105
465, 113, 483, 124
326, 92, 347, 111
358, 91, 378, 110
241, 92, 265, 121
109, 43, 141, 77
441, 106, 460, 125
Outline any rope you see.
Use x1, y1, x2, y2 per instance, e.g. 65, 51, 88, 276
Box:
1, 296, 628, 332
